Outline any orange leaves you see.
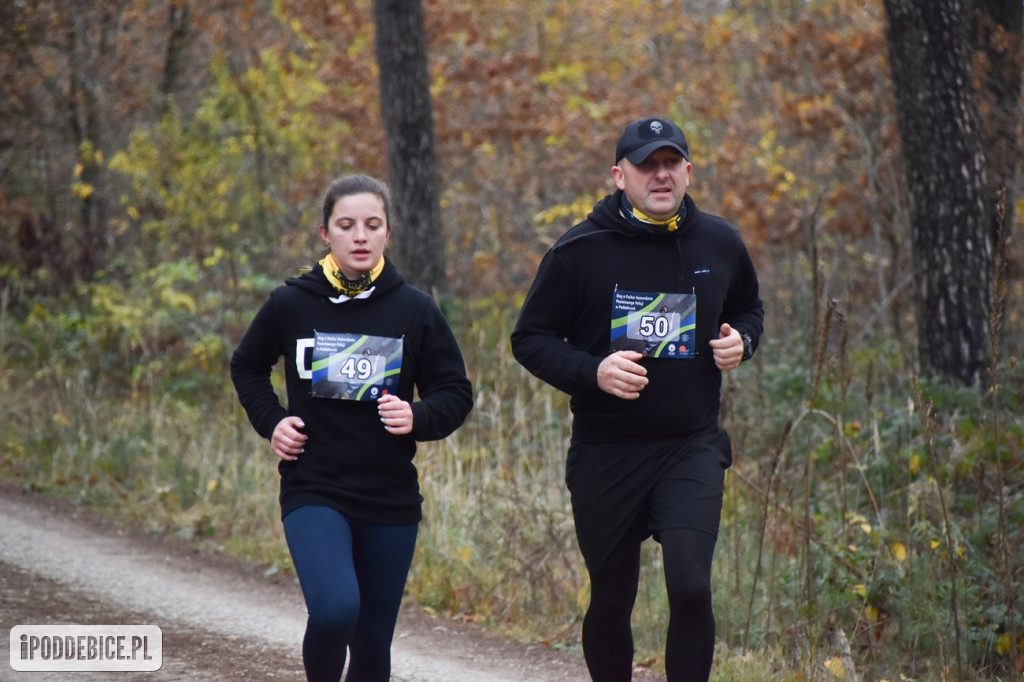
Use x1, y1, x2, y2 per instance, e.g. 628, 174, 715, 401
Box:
784, 93, 844, 133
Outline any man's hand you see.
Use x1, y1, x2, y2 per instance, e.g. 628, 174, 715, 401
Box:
597, 350, 649, 399
710, 323, 743, 372
271, 416, 307, 461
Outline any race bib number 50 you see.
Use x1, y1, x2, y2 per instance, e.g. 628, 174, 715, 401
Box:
610, 289, 696, 359
310, 332, 402, 400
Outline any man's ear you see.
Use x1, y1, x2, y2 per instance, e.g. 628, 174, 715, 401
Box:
611, 164, 626, 190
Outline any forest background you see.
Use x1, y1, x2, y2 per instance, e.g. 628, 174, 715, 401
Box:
1, 1, 1022, 680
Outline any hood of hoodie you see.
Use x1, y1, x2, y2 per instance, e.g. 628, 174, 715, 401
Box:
583, 189, 699, 240
284, 256, 406, 301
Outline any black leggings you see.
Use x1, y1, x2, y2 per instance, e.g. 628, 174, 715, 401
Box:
283, 506, 418, 682
582, 527, 717, 682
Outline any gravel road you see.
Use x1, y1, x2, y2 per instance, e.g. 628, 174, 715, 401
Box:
0, 484, 666, 681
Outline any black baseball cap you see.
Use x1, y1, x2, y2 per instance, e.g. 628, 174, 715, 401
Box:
615, 117, 689, 164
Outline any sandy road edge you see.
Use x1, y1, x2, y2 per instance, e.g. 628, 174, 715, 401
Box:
0, 482, 634, 681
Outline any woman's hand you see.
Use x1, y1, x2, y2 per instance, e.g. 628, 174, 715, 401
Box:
378, 393, 413, 435
271, 416, 307, 461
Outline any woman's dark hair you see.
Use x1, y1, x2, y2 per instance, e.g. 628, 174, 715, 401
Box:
321, 174, 394, 230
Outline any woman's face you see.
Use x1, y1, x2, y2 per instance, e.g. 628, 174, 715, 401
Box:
319, 192, 390, 279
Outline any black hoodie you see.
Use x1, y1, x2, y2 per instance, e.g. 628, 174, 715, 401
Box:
511, 191, 763, 444
231, 258, 473, 524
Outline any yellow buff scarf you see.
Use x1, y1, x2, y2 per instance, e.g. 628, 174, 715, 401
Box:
620, 193, 684, 233
630, 206, 680, 232
320, 253, 386, 297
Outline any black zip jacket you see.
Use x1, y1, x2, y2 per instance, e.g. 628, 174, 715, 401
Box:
231, 258, 473, 524
511, 191, 763, 443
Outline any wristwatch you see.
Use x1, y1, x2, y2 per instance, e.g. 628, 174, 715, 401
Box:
740, 331, 754, 362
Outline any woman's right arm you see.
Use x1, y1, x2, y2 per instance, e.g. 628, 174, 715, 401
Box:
229, 296, 290, 440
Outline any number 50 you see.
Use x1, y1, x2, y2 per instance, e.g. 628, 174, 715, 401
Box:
638, 314, 671, 338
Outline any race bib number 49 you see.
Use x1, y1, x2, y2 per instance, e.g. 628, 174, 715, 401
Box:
610, 289, 696, 359
311, 332, 402, 400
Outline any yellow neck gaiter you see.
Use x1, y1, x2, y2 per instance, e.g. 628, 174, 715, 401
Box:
629, 205, 680, 232
320, 253, 386, 297
620, 193, 685, 233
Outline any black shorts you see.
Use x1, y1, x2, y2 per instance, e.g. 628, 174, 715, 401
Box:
565, 429, 731, 571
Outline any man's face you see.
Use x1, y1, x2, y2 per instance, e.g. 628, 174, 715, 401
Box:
611, 147, 691, 221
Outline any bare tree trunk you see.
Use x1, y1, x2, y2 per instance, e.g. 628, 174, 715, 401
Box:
372, 0, 446, 294
160, 0, 192, 114
66, 3, 111, 282
882, 0, 994, 386
974, 0, 1022, 248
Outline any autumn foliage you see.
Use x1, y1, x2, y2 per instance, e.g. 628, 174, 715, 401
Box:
1, 1, 1022, 680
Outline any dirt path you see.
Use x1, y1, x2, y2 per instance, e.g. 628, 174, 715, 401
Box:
0, 484, 666, 681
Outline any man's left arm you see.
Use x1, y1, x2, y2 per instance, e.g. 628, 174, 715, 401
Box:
716, 238, 764, 369
710, 323, 744, 371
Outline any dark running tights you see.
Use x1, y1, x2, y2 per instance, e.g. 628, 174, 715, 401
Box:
283, 506, 418, 682
582, 528, 717, 682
